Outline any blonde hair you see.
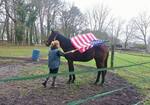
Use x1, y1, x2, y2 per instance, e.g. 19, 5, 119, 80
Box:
51, 40, 60, 48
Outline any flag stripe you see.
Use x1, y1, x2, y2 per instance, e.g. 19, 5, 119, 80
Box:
74, 36, 87, 48
82, 34, 90, 42
90, 33, 97, 40
78, 35, 90, 47
86, 33, 93, 41
71, 37, 81, 49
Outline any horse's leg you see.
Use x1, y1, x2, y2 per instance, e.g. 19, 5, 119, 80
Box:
101, 53, 108, 85
95, 71, 101, 84
94, 58, 104, 85
67, 75, 72, 84
67, 60, 75, 84
72, 67, 76, 83
101, 70, 107, 85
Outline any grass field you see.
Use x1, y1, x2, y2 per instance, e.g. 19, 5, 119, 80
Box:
0, 45, 48, 57
0, 45, 150, 104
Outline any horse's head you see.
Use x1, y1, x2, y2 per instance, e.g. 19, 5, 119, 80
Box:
45, 30, 58, 47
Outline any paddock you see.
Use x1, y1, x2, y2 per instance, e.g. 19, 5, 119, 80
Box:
0, 46, 150, 105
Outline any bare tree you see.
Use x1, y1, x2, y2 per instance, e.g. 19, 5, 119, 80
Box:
86, 4, 111, 33
45, 0, 63, 36
0, 21, 6, 41
0, 0, 4, 23
0, 0, 4, 7
148, 36, 150, 52
4, 0, 16, 23
123, 20, 136, 48
0, 0, 5, 40
108, 17, 124, 46
4, 0, 10, 42
133, 12, 150, 52
4, 0, 17, 44
32, 0, 63, 42
33, 0, 46, 41
60, 5, 87, 37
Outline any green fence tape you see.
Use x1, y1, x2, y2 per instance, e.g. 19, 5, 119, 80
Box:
118, 52, 150, 58
115, 55, 150, 69
67, 86, 128, 105
133, 96, 150, 105
0, 61, 150, 83
122, 69, 150, 82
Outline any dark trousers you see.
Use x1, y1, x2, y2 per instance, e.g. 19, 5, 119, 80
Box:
49, 68, 59, 74
43, 68, 59, 87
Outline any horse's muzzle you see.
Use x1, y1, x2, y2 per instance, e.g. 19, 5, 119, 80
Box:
45, 41, 50, 46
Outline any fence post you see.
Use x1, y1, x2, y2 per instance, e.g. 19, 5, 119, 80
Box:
111, 44, 115, 69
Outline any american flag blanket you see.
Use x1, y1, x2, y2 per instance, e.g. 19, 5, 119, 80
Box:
71, 33, 105, 53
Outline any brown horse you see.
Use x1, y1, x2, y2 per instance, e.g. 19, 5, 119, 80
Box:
46, 31, 109, 85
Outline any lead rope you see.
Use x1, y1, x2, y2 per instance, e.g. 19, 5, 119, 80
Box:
64, 49, 78, 54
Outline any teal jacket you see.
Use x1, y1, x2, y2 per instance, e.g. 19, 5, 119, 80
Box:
48, 48, 63, 69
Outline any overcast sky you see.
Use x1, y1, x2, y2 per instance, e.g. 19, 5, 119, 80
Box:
66, 0, 150, 21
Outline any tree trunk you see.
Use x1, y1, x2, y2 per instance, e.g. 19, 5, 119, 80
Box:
5, 0, 10, 42
10, 22, 13, 43
26, 28, 29, 45
47, 13, 51, 37
39, 14, 44, 42
6, 17, 10, 42
124, 41, 127, 49
144, 36, 148, 52
30, 26, 33, 45
1, 23, 6, 41
34, 23, 38, 44
14, 22, 17, 45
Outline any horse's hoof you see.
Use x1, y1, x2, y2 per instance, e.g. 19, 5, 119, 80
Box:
99, 83, 104, 87
66, 81, 71, 84
71, 81, 75, 84
94, 82, 98, 85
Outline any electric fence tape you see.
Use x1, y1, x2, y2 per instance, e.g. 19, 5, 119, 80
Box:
0, 61, 150, 83
67, 86, 128, 105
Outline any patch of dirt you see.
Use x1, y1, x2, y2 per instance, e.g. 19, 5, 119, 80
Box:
0, 57, 143, 105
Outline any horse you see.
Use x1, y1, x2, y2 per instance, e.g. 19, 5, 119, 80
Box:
46, 31, 109, 85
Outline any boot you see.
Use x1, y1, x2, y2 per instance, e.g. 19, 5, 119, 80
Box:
51, 77, 56, 87
42, 81, 47, 88
51, 83, 55, 87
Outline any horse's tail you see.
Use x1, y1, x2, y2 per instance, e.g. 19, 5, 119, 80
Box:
105, 51, 109, 68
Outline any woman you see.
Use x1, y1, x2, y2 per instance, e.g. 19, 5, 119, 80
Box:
42, 40, 64, 87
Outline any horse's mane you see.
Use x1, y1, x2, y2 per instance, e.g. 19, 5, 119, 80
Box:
53, 31, 74, 51
54, 31, 70, 42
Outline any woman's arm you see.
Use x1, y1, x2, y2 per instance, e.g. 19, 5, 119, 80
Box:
57, 50, 64, 56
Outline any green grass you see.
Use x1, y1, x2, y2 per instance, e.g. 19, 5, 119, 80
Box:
0, 45, 150, 104
0, 45, 48, 57
114, 52, 150, 105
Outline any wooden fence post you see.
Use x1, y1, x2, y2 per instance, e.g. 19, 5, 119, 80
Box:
111, 44, 115, 69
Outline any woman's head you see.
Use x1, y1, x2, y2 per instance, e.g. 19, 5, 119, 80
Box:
50, 40, 60, 49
